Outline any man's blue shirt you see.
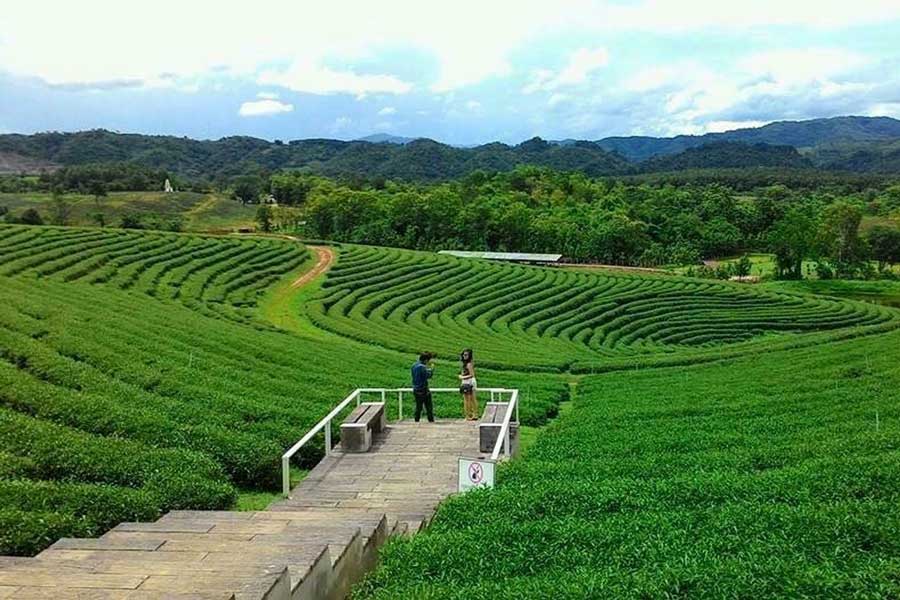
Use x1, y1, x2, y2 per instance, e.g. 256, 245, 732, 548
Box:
411, 360, 433, 390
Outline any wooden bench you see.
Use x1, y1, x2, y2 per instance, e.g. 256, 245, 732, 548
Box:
340, 402, 386, 453
479, 402, 519, 455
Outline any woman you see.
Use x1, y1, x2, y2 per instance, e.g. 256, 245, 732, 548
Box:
458, 348, 478, 421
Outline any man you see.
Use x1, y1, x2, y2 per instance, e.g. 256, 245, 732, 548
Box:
411, 352, 435, 423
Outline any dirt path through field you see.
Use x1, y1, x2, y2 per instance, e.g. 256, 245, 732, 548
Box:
291, 245, 335, 288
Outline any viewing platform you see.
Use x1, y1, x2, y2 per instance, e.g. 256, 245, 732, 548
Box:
273, 419, 480, 534
0, 389, 518, 599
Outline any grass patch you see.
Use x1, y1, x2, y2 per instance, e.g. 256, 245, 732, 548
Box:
235, 468, 309, 511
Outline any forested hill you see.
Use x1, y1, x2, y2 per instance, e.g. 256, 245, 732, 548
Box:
596, 115, 900, 162
1, 115, 900, 181
0, 131, 630, 180
638, 142, 812, 172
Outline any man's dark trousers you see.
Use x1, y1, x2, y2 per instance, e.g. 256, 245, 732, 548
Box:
414, 389, 434, 422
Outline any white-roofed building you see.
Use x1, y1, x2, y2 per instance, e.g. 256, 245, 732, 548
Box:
438, 251, 563, 264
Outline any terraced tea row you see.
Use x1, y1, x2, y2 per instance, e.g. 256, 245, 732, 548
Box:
310, 245, 900, 370
361, 329, 900, 598
0, 227, 568, 556
0, 224, 308, 323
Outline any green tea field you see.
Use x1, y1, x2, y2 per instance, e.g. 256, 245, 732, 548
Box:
311, 245, 897, 371
361, 328, 900, 598
0, 223, 898, 598
0, 224, 564, 555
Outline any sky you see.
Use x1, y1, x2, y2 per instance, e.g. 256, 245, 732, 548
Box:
1, 0, 900, 145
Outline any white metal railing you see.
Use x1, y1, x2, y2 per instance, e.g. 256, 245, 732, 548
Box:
489, 388, 519, 461
281, 387, 519, 497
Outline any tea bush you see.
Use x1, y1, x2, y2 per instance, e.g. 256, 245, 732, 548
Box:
359, 329, 900, 599
0, 225, 566, 554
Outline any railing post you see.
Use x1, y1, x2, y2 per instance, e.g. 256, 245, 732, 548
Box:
324, 420, 331, 456
398, 391, 403, 421
381, 389, 386, 403
504, 426, 510, 456
282, 456, 291, 498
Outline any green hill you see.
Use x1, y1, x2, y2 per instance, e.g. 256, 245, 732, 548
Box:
639, 141, 813, 172
361, 327, 900, 598
0, 130, 631, 181
1, 223, 899, 599
0, 225, 563, 555
4, 116, 900, 184
597, 116, 900, 162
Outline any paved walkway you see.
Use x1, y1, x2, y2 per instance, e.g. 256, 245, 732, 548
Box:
272, 420, 481, 533
0, 420, 480, 599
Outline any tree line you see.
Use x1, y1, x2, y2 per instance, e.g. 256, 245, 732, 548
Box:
263, 167, 900, 278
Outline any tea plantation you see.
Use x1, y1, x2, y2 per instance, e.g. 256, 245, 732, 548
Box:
0, 224, 563, 555
1, 223, 899, 598
311, 245, 897, 371
361, 330, 900, 598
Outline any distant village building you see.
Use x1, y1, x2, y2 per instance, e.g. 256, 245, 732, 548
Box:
164, 178, 174, 193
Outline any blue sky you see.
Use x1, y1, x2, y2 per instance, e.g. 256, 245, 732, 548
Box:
2, 0, 900, 144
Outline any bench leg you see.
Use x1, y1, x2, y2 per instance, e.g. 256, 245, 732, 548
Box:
341, 425, 373, 453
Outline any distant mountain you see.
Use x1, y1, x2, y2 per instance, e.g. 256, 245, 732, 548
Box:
0, 130, 630, 181
639, 141, 813, 172
1, 116, 899, 182
806, 139, 900, 173
597, 116, 900, 162
356, 133, 418, 145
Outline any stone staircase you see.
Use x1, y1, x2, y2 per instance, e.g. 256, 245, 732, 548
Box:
0, 421, 480, 599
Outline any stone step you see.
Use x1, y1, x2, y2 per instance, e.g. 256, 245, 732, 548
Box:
0, 419, 480, 600
1, 588, 235, 599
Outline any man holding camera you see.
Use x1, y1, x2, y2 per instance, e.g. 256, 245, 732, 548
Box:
411, 352, 435, 423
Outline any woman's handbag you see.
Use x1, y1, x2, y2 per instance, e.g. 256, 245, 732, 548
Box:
459, 382, 474, 394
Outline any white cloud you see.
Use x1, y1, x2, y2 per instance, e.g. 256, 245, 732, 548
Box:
702, 120, 769, 133
2, 1, 897, 95
332, 116, 353, 132
866, 102, 900, 118
378, 106, 397, 115
624, 65, 683, 92
623, 47, 881, 136
523, 48, 609, 93
738, 48, 868, 85
257, 91, 280, 99
0, 0, 557, 93
584, 0, 900, 32
238, 99, 294, 117
258, 63, 412, 95
555, 48, 610, 86
548, 93, 569, 107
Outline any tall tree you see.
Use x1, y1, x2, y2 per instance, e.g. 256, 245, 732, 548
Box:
255, 206, 273, 233
49, 189, 72, 226
233, 175, 263, 204
818, 202, 865, 276
866, 226, 900, 272
768, 208, 816, 280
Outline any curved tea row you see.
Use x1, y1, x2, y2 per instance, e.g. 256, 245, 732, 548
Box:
0, 226, 566, 555
309, 246, 899, 370
0, 224, 308, 323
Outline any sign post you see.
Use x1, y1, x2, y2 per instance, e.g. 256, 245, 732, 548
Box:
458, 457, 495, 492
